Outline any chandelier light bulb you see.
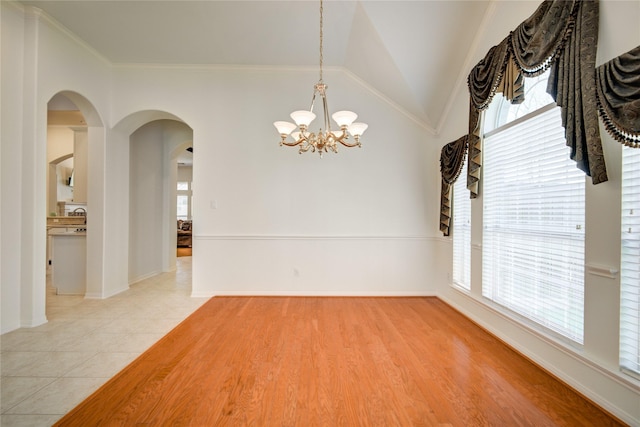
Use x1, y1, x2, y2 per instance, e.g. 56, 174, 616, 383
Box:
348, 122, 368, 137
290, 110, 316, 127
274, 121, 296, 136
332, 111, 357, 128
273, 0, 366, 156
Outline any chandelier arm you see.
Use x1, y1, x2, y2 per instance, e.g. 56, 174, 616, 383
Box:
274, 0, 365, 156
281, 140, 306, 147
331, 129, 348, 143
281, 131, 310, 147
338, 141, 361, 148
337, 138, 361, 148
300, 143, 315, 153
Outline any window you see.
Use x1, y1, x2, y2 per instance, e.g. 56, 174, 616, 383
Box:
177, 195, 189, 219
482, 71, 586, 344
177, 181, 192, 220
621, 146, 640, 377
452, 158, 471, 290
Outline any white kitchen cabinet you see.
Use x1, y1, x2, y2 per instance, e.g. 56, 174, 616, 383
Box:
50, 231, 86, 295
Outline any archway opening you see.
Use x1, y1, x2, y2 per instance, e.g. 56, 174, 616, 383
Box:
45, 91, 103, 304
125, 117, 194, 284
176, 143, 193, 258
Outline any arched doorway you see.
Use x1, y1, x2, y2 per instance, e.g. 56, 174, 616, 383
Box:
46, 152, 74, 270
45, 92, 102, 303
175, 142, 193, 258
115, 113, 193, 285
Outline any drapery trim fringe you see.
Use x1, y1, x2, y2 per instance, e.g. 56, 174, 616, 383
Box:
465, 0, 606, 199
596, 45, 640, 148
440, 135, 469, 236
510, 0, 579, 78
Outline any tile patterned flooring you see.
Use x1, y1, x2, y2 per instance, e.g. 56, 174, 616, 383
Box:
0, 257, 207, 426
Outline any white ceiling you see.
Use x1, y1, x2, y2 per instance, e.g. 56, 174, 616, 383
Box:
23, 0, 492, 133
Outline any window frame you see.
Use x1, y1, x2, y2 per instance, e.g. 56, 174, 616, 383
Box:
452, 157, 471, 291
480, 72, 586, 345
620, 145, 640, 378
177, 180, 192, 221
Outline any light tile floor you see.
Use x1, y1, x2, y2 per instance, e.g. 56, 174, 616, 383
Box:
0, 257, 207, 426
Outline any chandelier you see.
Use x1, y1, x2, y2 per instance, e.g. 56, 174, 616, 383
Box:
273, 0, 368, 157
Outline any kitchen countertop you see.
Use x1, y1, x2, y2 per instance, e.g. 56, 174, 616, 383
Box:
49, 230, 86, 236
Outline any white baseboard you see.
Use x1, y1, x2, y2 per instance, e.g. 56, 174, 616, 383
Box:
129, 270, 161, 286
191, 290, 438, 298
20, 315, 48, 329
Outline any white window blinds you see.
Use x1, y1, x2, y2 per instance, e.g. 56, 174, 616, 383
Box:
621, 146, 640, 376
482, 104, 586, 344
453, 160, 471, 290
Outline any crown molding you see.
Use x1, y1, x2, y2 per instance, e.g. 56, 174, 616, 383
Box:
23, 4, 112, 68
435, 0, 498, 135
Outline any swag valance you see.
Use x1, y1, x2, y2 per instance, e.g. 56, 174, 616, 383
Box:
596, 45, 640, 148
466, 0, 606, 199
439, 135, 469, 236
439, 1, 638, 236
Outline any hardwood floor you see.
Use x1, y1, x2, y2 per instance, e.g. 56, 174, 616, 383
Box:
54, 297, 623, 426
176, 247, 192, 257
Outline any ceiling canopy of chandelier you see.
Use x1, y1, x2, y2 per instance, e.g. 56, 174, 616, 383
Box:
273, 0, 368, 158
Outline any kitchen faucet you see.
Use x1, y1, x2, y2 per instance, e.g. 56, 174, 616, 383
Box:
72, 207, 87, 225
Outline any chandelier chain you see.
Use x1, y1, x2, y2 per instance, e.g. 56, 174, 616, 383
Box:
273, 0, 367, 157
319, 0, 323, 83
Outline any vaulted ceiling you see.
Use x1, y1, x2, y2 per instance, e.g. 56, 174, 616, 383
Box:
22, 0, 493, 133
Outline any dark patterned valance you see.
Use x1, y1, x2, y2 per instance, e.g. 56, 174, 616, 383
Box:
546, 0, 606, 183
466, 0, 607, 197
468, 40, 526, 114
441, 135, 469, 185
510, 0, 577, 76
596, 45, 640, 148
440, 135, 469, 236
467, 124, 482, 199
468, 39, 511, 112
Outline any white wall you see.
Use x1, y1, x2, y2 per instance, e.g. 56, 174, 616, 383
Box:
56, 158, 74, 202
1, 1, 26, 333
177, 166, 192, 183
46, 127, 89, 208
46, 126, 73, 214
46, 127, 74, 162
111, 66, 438, 297
433, 1, 640, 424
1, 2, 112, 330
128, 119, 192, 283
3, 0, 637, 422
129, 122, 165, 283
33, 5, 113, 303
72, 129, 88, 203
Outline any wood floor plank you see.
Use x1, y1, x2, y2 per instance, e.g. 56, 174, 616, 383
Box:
54, 297, 625, 426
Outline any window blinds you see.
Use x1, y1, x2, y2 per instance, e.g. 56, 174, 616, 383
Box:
482, 105, 586, 344
621, 146, 640, 376
453, 162, 471, 290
